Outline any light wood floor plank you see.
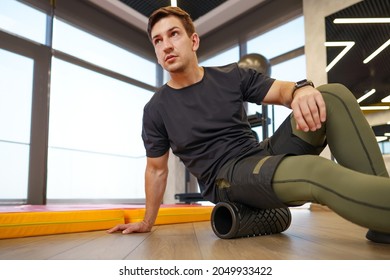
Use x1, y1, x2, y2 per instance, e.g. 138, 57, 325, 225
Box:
193, 220, 352, 260
49, 230, 153, 260
0, 231, 102, 260
125, 223, 202, 260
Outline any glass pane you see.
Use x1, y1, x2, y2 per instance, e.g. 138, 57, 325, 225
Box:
0, 49, 34, 200
0, 49, 34, 143
247, 16, 304, 59
0, 142, 30, 199
53, 18, 156, 87
271, 55, 307, 81
47, 149, 146, 199
0, 0, 46, 44
47, 58, 154, 199
200, 45, 240, 67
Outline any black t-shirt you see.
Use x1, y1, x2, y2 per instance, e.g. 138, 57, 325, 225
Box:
142, 63, 275, 202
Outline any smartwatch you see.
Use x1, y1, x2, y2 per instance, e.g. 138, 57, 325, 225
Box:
292, 79, 314, 98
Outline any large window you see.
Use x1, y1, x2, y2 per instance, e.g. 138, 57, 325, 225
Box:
46, 18, 156, 202
247, 17, 305, 58
0, 49, 34, 200
53, 18, 156, 87
0, 0, 157, 204
47, 59, 153, 200
0, 0, 47, 203
0, 0, 47, 45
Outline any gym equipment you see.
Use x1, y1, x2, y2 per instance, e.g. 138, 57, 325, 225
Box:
211, 201, 291, 239
238, 53, 271, 76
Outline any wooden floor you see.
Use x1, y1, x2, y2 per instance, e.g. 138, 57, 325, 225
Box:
1, 208, 390, 260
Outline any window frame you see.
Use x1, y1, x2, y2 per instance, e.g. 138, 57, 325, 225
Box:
0, 30, 51, 205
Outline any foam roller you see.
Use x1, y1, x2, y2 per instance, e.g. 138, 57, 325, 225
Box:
211, 202, 292, 239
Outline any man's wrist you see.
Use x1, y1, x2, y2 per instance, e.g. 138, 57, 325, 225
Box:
141, 220, 153, 230
292, 79, 314, 99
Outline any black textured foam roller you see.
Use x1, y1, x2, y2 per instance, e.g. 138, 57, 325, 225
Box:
211, 202, 292, 239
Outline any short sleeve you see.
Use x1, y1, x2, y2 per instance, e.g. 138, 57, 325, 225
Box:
141, 104, 170, 158
238, 65, 275, 105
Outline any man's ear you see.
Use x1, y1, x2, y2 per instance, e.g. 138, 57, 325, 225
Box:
191, 33, 200, 51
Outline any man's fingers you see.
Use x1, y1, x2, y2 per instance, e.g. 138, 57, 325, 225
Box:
106, 224, 122, 233
107, 222, 147, 234
122, 228, 134, 234
292, 90, 327, 132
108, 224, 132, 233
292, 102, 310, 132
307, 97, 322, 130
316, 94, 327, 123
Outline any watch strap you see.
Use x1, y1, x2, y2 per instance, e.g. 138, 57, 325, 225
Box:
292, 79, 314, 98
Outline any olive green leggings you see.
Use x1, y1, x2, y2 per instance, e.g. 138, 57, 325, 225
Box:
272, 84, 390, 233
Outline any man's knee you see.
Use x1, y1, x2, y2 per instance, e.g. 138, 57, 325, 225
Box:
317, 83, 358, 109
317, 83, 349, 93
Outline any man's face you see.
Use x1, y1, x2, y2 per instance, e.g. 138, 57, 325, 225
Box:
150, 16, 198, 73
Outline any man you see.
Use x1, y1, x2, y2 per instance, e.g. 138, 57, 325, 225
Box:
108, 6, 390, 243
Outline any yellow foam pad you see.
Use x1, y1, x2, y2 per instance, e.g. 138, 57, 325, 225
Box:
124, 206, 213, 225
0, 209, 124, 239
0, 205, 213, 239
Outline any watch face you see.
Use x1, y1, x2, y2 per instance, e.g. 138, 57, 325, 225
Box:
296, 79, 308, 87
296, 79, 313, 88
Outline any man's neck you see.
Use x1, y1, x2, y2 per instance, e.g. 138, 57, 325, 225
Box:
168, 66, 204, 89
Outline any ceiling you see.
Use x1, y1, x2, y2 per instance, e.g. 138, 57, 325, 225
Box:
326, 0, 390, 109
118, 0, 227, 21
87, 0, 267, 36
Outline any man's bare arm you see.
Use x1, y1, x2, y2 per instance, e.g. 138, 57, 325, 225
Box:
107, 151, 169, 234
263, 80, 326, 132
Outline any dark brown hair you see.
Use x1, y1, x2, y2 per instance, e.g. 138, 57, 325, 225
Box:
147, 6, 195, 41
